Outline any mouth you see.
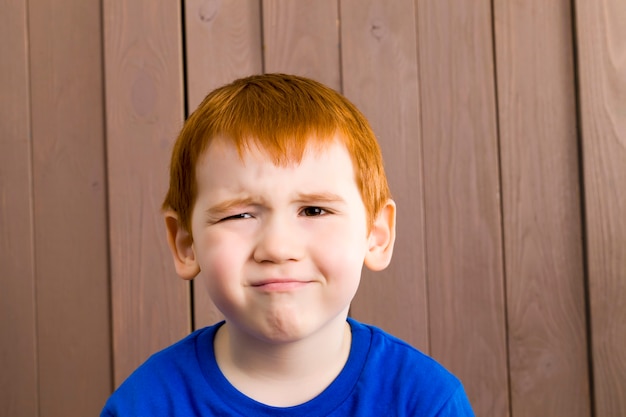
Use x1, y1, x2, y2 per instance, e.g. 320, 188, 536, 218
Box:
251, 279, 311, 292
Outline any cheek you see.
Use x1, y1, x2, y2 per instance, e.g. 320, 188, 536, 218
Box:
317, 247, 364, 310
313, 222, 368, 280
195, 232, 248, 287
193, 232, 252, 317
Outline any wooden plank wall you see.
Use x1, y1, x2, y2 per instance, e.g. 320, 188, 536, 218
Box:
1, 1, 112, 416
1, 2, 38, 416
494, 1, 590, 415
103, 0, 191, 387
575, 0, 626, 415
1, 1, 624, 416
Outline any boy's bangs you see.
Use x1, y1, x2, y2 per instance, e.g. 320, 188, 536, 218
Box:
209, 83, 345, 165
222, 128, 342, 167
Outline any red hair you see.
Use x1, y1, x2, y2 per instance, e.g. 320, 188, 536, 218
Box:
163, 73, 390, 233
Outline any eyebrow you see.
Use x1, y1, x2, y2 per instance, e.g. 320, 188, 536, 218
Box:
205, 197, 258, 216
295, 192, 346, 205
204, 192, 346, 217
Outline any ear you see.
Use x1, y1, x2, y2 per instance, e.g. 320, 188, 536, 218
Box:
364, 199, 396, 271
164, 210, 200, 280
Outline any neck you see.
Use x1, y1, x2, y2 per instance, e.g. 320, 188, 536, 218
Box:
214, 314, 352, 406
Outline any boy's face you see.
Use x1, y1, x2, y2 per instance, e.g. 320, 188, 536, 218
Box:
175, 135, 394, 344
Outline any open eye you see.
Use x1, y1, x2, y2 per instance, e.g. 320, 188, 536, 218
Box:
300, 207, 328, 217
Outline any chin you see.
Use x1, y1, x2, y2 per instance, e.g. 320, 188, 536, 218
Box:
254, 315, 310, 344
257, 311, 349, 345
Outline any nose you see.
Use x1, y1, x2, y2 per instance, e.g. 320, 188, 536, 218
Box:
253, 215, 302, 263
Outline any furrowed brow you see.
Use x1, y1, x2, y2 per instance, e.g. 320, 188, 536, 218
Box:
205, 197, 257, 216
296, 192, 345, 204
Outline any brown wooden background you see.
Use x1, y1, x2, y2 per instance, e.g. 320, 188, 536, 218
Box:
1, 1, 625, 416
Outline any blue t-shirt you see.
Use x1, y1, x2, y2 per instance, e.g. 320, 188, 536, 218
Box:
101, 318, 474, 416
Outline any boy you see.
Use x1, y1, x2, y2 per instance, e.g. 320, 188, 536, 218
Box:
101, 74, 474, 416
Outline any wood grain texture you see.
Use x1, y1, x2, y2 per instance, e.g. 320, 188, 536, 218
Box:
494, 1, 591, 416
575, 0, 626, 415
340, 0, 429, 352
416, 1, 509, 415
184, 0, 263, 329
3, 1, 620, 413
262, 0, 341, 90
185, 0, 263, 110
103, 0, 191, 385
0, 1, 38, 416
28, 0, 112, 415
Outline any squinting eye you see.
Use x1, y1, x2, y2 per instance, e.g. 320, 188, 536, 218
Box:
301, 207, 327, 217
222, 213, 252, 221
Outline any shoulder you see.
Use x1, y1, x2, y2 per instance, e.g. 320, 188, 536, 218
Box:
351, 318, 455, 381
348, 319, 474, 416
124, 325, 207, 380
101, 324, 220, 416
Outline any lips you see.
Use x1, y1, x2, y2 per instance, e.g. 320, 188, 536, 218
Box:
251, 279, 311, 291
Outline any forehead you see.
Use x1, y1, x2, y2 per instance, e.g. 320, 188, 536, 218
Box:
200, 134, 353, 168
195, 135, 357, 191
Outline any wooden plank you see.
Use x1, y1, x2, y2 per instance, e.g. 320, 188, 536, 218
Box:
0, 1, 38, 416
494, 1, 591, 415
184, 0, 263, 329
27, 0, 112, 415
262, 0, 340, 90
340, 0, 429, 352
416, 1, 509, 415
103, 0, 191, 386
185, 0, 263, 110
575, 0, 626, 415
